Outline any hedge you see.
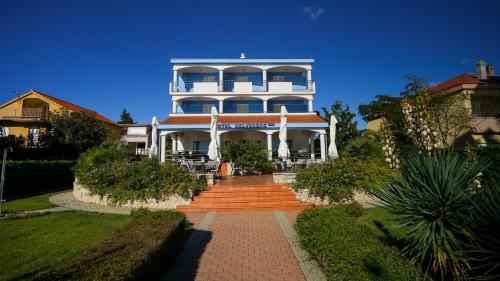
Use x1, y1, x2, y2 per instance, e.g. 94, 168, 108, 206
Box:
4, 160, 76, 198
36, 209, 189, 281
296, 205, 427, 280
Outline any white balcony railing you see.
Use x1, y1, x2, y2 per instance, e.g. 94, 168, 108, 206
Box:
171, 80, 314, 93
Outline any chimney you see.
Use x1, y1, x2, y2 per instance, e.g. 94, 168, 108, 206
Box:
240, 53, 246, 59
476, 60, 487, 80
486, 64, 495, 76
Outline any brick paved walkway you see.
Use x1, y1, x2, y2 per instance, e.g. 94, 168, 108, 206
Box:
164, 211, 325, 281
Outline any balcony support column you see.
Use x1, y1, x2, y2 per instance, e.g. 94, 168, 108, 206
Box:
172, 101, 178, 113
262, 69, 267, 91
266, 132, 273, 160
309, 132, 315, 159
219, 100, 224, 113
263, 99, 268, 113
160, 135, 166, 162
171, 135, 177, 153
219, 70, 223, 92
307, 69, 312, 90
319, 131, 326, 161
173, 70, 178, 92
308, 99, 313, 112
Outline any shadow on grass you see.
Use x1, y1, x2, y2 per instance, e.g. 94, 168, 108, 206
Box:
373, 220, 409, 251
162, 228, 212, 281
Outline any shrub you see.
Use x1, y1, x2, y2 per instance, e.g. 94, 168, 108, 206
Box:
74, 142, 206, 205
292, 159, 356, 204
342, 136, 384, 160
296, 206, 426, 280
465, 181, 500, 280
221, 141, 272, 174
292, 157, 397, 203
374, 152, 490, 280
36, 210, 188, 281
474, 145, 500, 186
3, 160, 76, 198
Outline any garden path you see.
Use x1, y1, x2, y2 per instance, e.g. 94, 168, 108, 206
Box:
164, 211, 326, 281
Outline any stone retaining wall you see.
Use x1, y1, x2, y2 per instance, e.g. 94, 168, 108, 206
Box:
72, 181, 191, 210
274, 172, 380, 207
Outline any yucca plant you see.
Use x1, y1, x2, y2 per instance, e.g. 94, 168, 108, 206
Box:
465, 182, 500, 280
374, 152, 489, 280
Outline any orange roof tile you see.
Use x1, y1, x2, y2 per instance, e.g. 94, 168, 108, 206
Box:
161, 115, 326, 125
31, 90, 119, 126
430, 73, 482, 93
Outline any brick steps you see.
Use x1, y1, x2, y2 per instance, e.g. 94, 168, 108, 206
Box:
177, 183, 311, 212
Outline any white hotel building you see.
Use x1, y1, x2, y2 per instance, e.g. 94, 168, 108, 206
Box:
158, 55, 329, 161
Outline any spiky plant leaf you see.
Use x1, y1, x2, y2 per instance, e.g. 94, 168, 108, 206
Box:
374, 152, 489, 280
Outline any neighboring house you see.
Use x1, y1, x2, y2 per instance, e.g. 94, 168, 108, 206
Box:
0, 89, 122, 143
158, 54, 329, 161
429, 60, 500, 146
120, 124, 152, 155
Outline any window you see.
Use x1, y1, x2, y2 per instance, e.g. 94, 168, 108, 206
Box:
203, 76, 216, 82
237, 104, 249, 113
236, 76, 249, 82
193, 141, 209, 152
29, 128, 40, 146
202, 104, 213, 113
273, 104, 285, 112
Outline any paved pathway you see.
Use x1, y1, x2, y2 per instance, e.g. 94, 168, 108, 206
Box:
49, 192, 132, 214
49, 192, 326, 280
164, 211, 326, 281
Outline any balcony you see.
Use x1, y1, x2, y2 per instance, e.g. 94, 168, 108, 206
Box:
0, 108, 48, 121
171, 80, 314, 93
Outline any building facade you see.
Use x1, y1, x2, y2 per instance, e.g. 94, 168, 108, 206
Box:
120, 124, 152, 155
158, 56, 328, 161
0, 90, 122, 143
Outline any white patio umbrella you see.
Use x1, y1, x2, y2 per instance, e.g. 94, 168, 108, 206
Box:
149, 116, 159, 158
328, 115, 339, 159
278, 106, 290, 160
207, 106, 220, 161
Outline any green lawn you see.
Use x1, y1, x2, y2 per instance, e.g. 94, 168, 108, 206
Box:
0, 211, 131, 280
2, 190, 70, 212
359, 207, 408, 239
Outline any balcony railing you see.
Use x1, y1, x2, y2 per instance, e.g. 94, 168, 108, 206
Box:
1, 108, 48, 120
171, 80, 314, 93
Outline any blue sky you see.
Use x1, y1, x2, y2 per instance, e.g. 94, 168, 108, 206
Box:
1, 0, 499, 127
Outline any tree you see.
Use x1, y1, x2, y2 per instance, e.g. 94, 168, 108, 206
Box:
322, 100, 359, 151
41, 109, 107, 153
118, 108, 135, 124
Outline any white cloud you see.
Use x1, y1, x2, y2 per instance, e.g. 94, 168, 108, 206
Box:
303, 6, 325, 20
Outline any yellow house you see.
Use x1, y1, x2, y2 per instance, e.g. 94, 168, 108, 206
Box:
429, 60, 500, 146
0, 89, 122, 142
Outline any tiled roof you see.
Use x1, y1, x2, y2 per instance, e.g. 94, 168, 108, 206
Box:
429, 73, 500, 93
162, 115, 326, 125
31, 90, 119, 126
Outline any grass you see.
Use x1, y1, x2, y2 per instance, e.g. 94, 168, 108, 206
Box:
296, 205, 426, 281
1, 190, 70, 212
0, 211, 131, 280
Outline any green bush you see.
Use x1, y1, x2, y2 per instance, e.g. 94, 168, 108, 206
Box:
292, 159, 356, 203
296, 206, 426, 280
4, 160, 76, 198
342, 136, 384, 160
36, 210, 188, 281
466, 181, 500, 280
475, 145, 500, 186
374, 152, 490, 280
292, 157, 397, 203
74, 142, 206, 205
221, 141, 272, 174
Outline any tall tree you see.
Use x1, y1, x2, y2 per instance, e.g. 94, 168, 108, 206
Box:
322, 100, 359, 151
118, 108, 135, 124
41, 109, 107, 153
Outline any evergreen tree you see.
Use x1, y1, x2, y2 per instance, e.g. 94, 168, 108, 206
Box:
118, 108, 135, 124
